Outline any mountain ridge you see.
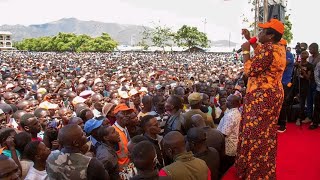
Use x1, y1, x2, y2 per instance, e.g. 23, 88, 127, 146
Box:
0, 18, 237, 47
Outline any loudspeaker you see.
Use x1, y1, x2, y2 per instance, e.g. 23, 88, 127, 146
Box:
259, 4, 286, 23
268, 4, 285, 22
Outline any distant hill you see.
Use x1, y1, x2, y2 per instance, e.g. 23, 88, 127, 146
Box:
0, 18, 237, 46
0, 18, 151, 45
211, 40, 237, 47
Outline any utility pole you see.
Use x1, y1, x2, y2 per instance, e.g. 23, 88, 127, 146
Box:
254, 0, 269, 36
203, 18, 207, 34
263, 0, 269, 22
228, 32, 231, 48
254, 0, 260, 36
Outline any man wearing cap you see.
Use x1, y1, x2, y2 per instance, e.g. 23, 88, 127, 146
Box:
182, 92, 208, 133
118, 90, 130, 106
236, 19, 286, 179
84, 118, 104, 154
155, 84, 165, 96
112, 103, 134, 170
129, 88, 141, 112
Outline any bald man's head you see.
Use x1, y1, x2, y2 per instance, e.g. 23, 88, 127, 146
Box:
12, 110, 27, 122
16, 100, 30, 111
76, 84, 86, 94
226, 95, 240, 109
67, 91, 77, 99
3, 92, 16, 104
91, 93, 103, 104
191, 114, 206, 128
58, 124, 87, 149
68, 117, 84, 129
186, 127, 207, 153
163, 131, 186, 159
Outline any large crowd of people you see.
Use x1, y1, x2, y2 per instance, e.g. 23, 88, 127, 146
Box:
0, 31, 319, 179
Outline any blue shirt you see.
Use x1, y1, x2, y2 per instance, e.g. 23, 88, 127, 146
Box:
282, 51, 294, 85
88, 136, 101, 148
315, 62, 320, 91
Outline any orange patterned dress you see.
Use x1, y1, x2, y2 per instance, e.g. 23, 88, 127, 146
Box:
235, 42, 286, 179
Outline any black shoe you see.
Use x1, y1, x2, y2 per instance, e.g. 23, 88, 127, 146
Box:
277, 126, 286, 133
309, 124, 318, 130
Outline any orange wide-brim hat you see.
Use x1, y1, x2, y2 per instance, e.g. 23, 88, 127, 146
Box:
113, 103, 134, 114
258, 18, 284, 35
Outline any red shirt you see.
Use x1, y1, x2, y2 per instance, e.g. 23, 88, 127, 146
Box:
32, 137, 43, 141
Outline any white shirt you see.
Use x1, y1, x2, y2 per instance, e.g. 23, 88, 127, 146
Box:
114, 122, 130, 141
20, 160, 33, 180
137, 111, 157, 120
215, 106, 222, 119
92, 109, 102, 118
9, 118, 19, 129
217, 108, 242, 156
25, 166, 48, 180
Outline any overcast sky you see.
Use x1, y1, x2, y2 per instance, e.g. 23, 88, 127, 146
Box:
0, 0, 318, 46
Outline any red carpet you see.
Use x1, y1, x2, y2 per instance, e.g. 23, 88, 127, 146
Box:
222, 123, 320, 180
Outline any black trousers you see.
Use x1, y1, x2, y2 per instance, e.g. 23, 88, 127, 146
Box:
289, 81, 309, 120
312, 91, 320, 125
297, 84, 309, 120
278, 84, 292, 127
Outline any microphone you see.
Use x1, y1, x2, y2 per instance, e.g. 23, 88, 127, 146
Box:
237, 37, 258, 53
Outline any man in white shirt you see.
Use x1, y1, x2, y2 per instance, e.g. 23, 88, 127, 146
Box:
217, 94, 241, 174
24, 141, 51, 180
91, 93, 104, 118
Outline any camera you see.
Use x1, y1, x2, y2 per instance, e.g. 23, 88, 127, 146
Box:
295, 43, 302, 55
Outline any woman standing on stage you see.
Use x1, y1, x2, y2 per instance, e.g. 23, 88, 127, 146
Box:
235, 19, 286, 179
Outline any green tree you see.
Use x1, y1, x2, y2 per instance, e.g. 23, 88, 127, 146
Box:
175, 25, 209, 49
138, 23, 175, 50
88, 35, 118, 52
14, 32, 118, 52
151, 25, 174, 49
75, 34, 92, 52
283, 15, 293, 44
138, 27, 151, 50
50, 33, 77, 52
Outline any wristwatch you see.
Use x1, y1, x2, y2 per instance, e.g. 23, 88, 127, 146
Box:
242, 51, 250, 55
